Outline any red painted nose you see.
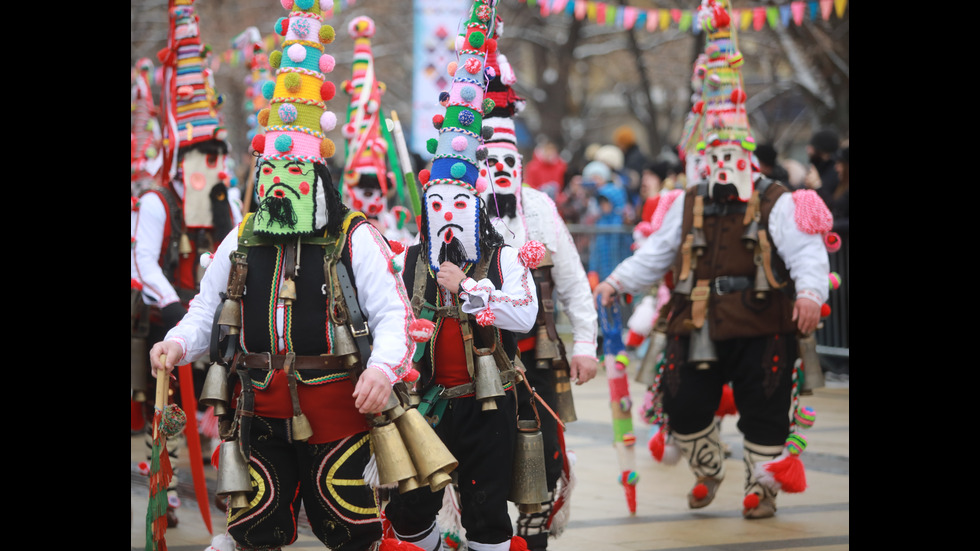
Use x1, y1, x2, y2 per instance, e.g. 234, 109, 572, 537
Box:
444, 212, 453, 221
274, 176, 281, 184
496, 162, 504, 171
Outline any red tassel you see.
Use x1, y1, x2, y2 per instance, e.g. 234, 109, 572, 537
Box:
648, 428, 665, 462
714, 384, 737, 417
765, 453, 807, 493
509, 535, 529, 551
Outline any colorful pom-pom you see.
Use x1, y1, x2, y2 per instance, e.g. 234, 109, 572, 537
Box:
262, 80, 276, 101
464, 57, 482, 74
729, 52, 744, 67
475, 307, 496, 327
138, 460, 151, 476
200, 252, 214, 269
321, 138, 336, 158
447, 61, 458, 76
295, 0, 313, 9
518, 240, 546, 269
824, 232, 841, 252
468, 31, 485, 48
785, 433, 807, 455
794, 406, 816, 428
828, 272, 841, 290
482, 98, 495, 115
648, 428, 665, 461
474, 176, 488, 194
418, 169, 431, 185
460, 85, 476, 103
269, 50, 282, 69
278, 104, 298, 123
485, 38, 497, 54
458, 110, 475, 126
402, 368, 420, 383
741, 136, 756, 151
621, 470, 639, 486
481, 126, 494, 140
622, 433, 636, 447
291, 17, 311, 39
426, 138, 439, 155
820, 303, 831, 317
320, 25, 336, 44
408, 318, 435, 343
439, 91, 450, 106
475, 147, 488, 162
160, 404, 186, 438
321, 81, 336, 101
319, 54, 336, 73
275, 17, 288, 36
743, 493, 760, 509
275, 134, 293, 153
692, 100, 704, 114
251, 134, 266, 153
731, 88, 747, 104
320, 111, 338, 132
692, 482, 709, 500
451, 136, 468, 152
288, 43, 307, 63
450, 163, 467, 179
280, 0, 294, 10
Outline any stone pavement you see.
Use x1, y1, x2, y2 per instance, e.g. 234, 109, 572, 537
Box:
131, 371, 849, 551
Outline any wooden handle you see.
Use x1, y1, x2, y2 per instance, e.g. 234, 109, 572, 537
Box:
154, 354, 170, 439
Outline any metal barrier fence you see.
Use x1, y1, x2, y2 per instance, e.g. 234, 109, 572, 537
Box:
562, 223, 849, 362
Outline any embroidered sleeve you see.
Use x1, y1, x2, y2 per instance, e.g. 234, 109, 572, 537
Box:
459, 246, 538, 333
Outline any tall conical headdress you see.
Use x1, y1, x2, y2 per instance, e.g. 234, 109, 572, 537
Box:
247, 0, 341, 237
690, 0, 756, 201
416, 0, 500, 271
341, 16, 391, 214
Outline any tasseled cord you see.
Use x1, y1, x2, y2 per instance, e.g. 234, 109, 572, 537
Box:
203, 532, 236, 551
436, 483, 465, 549
754, 434, 808, 493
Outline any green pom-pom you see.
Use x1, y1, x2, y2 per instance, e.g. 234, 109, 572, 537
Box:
269, 50, 282, 69
320, 25, 336, 44
468, 31, 485, 48
482, 98, 495, 115
145, 146, 157, 158
450, 162, 466, 179
426, 138, 438, 154
283, 72, 301, 92
696, 140, 706, 152
741, 136, 757, 151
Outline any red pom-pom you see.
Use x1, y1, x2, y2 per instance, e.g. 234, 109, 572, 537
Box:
131, 278, 143, 291
251, 134, 266, 154
485, 38, 497, 53
764, 453, 807, 493
389, 240, 405, 255
408, 318, 435, 343
714, 384, 737, 417
402, 368, 420, 383
648, 428, 665, 461
475, 307, 496, 327
625, 330, 645, 348
731, 88, 746, 104
321, 81, 336, 101
693, 100, 704, 114
432, 114, 445, 129
743, 493, 760, 509
509, 536, 529, 551
824, 231, 841, 252
692, 482, 709, 500
820, 303, 831, 317
518, 240, 546, 269
418, 169, 430, 186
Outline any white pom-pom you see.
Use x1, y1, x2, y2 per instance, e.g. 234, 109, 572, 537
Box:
320, 111, 338, 132
287, 43, 307, 63
204, 532, 236, 551
661, 441, 682, 466
200, 252, 214, 269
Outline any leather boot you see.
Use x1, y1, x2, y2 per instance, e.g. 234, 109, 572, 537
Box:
742, 440, 783, 519
672, 423, 726, 509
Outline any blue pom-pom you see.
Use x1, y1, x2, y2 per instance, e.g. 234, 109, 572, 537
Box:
450, 162, 467, 179
275, 17, 286, 35
460, 86, 476, 102
274, 134, 293, 153
295, 0, 314, 10
262, 80, 276, 100
458, 110, 475, 126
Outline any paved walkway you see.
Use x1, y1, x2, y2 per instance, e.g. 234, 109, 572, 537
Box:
131, 372, 848, 551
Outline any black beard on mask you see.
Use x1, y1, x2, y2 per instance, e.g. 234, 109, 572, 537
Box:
438, 236, 469, 267
486, 193, 517, 219
710, 182, 740, 203
256, 194, 298, 229
209, 183, 232, 239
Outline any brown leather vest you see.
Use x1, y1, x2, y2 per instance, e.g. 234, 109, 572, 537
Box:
665, 179, 796, 340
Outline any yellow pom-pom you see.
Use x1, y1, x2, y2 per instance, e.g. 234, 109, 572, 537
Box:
321, 138, 336, 158
320, 25, 335, 44
257, 108, 270, 127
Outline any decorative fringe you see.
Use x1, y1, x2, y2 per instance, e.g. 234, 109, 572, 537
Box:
362, 452, 397, 490
203, 532, 236, 551
755, 451, 807, 493
198, 407, 221, 440
648, 427, 665, 462
146, 418, 174, 551
436, 483, 465, 547
548, 448, 576, 538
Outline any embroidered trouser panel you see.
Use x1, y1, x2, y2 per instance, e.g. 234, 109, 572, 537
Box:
226, 417, 381, 551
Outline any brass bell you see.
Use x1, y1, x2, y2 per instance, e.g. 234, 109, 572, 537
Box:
332, 324, 359, 357
688, 319, 718, 370
553, 366, 578, 423
216, 440, 252, 509
279, 278, 297, 303
797, 333, 825, 394
199, 363, 229, 411
635, 330, 667, 387
131, 337, 149, 402
292, 412, 314, 442
371, 421, 418, 487
474, 352, 505, 411
217, 299, 242, 332
534, 326, 559, 360
753, 262, 771, 299
394, 407, 458, 492
742, 219, 760, 249
179, 233, 193, 255
509, 420, 549, 514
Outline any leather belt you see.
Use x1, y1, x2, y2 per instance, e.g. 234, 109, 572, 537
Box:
711, 276, 752, 295
236, 352, 348, 371
438, 369, 518, 399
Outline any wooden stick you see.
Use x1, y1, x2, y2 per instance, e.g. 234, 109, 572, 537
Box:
153, 354, 169, 440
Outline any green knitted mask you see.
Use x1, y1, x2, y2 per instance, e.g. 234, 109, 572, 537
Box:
253, 158, 328, 237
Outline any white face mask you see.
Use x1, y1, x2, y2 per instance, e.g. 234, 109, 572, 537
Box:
686, 151, 707, 187
424, 183, 481, 271
180, 148, 228, 229
481, 143, 522, 204
347, 183, 386, 217
706, 144, 753, 201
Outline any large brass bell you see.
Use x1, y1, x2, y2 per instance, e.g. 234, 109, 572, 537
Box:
553, 366, 578, 423
332, 324, 359, 357
635, 330, 667, 387
394, 407, 458, 492
688, 319, 718, 370
217, 299, 242, 333
534, 326, 559, 360
797, 333, 825, 394
199, 363, 230, 416
474, 352, 505, 411
291, 412, 314, 442
216, 440, 252, 509
371, 421, 418, 487
509, 420, 549, 514
742, 219, 760, 249
753, 261, 771, 299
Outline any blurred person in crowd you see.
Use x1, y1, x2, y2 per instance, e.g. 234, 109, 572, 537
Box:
755, 143, 790, 187
613, 124, 650, 196
525, 137, 568, 202
804, 129, 841, 205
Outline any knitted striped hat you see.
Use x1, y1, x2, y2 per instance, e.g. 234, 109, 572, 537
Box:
418, 0, 499, 271
131, 58, 162, 195
251, 0, 339, 166
341, 16, 390, 195
170, 0, 226, 148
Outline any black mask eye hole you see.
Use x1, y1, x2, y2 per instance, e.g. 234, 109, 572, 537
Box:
711, 155, 718, 163
504, 156, 516, 168
724, 153, 731, 162
487, 156, 498, 165
206, 154, 218, 168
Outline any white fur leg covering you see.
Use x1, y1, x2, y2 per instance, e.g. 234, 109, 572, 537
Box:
393, 521, 443, 551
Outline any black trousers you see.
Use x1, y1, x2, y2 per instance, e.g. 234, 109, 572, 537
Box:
661, 334, 796, 447
385, 391, 517, 546
226, 417, 381, 551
